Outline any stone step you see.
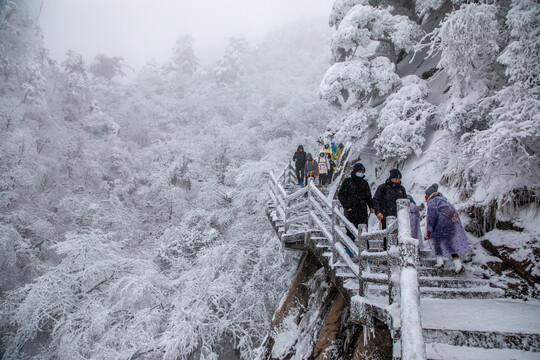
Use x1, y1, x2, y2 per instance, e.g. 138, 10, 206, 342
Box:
315, 243, 331, 249
419, 276, 491, 289
362, 267, 489, 288
367, 284, 504, 299
363, 263, 473, 278
336, 271, 357, 279
393, 342, 540, 360
422, 286, 504, 299
422, 329, 540, 352
417, 266, 470, 277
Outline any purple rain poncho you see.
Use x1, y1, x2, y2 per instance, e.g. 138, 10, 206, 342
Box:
410, 202, 423, 250
426, 195, 472, 258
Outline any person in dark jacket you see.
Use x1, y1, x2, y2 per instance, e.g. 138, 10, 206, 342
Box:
373, 169, 407, 248
373, 169, 407, 224
326, 152, 336, 185
292, 145, 307, 186
338, 163, 374, 241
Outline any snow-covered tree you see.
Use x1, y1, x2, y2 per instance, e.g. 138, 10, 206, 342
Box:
319, 56, 400, 107
172, 34, 199, 76
215, 36, 248, 85
328, 0, 369, 29
429, 3, 500, 96
320, 1, 424, 162
329, 4, 422, 64
0, 14, 333, 360
62, 50, 90, 121
90, 53, 130, 80
497, 0, 540, 87
374, 75, 434, 162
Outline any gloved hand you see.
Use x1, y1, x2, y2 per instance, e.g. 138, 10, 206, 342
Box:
427, 231, 431, 240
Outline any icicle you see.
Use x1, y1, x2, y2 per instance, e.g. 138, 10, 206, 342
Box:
363, 325, 368, 346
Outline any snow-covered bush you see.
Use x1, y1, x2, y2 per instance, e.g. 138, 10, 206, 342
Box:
374, 76, 434, 162
319, 56, 399, 107
328, 0, 369, 29
323, 106, 377, 143
463, 85, 540, 178
330, 4, 422, 63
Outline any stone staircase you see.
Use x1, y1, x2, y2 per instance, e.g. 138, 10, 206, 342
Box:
266, 166, 540, 359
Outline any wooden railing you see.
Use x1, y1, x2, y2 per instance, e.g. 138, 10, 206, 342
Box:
268, 162, 426, 359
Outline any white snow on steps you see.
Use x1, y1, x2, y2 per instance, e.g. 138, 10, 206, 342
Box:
418, 298, 540, 334
394, 342, 540, 360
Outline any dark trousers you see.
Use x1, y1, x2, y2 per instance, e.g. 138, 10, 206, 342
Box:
319, 174, 327, 186
380, 217, 388, 250
327, 170, 334, 184
345, 213, 368, 242
295, 166, 305, 184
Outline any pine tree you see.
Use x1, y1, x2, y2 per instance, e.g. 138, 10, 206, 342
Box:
215, 36, 248, 85
172, 34, 199, 76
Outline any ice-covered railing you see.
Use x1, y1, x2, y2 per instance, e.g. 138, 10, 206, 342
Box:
396, 199, 426, 360
268, 163, 426, 359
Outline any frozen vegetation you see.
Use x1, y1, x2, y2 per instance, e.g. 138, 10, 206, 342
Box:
1, 0, 539, 359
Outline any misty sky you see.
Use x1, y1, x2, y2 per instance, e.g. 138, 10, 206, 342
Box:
39, 0, 334, 74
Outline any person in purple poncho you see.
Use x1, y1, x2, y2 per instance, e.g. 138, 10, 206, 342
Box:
425, 183, 472, 274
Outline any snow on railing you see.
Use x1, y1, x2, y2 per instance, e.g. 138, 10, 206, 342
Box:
268, 164, 426, 360
396, 199, 426, 360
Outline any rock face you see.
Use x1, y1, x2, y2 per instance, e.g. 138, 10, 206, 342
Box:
260, 252, 393, 360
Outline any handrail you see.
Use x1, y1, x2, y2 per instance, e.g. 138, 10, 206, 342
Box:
396, 199, 426, 359
268, 163, 426, 360
268, 163, 425, 360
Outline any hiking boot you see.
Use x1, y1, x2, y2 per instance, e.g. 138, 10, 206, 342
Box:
299, 182, 304, 186
433, 256, 444, 269
453, 258, 465, 274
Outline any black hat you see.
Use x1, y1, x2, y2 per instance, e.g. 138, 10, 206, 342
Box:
389, 169, 402, 179
353, 163, 365, 173
425, 183, 439, 197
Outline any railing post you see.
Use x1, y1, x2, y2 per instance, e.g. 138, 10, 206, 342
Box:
286, 163, 291, 185
357, 223, 367, 297
284, 193, 290, 234
306, 178, 314, 245
331, 200, 339, 265
396, 198, 426, 360
386, 215, 397, 305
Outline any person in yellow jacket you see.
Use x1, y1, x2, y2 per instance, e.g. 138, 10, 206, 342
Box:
321, 143, 335, 160
335, 143, 344, 160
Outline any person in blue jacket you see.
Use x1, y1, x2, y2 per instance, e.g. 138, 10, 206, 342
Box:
305, 153, 317, 184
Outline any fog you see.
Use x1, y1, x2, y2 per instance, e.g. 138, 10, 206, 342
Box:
39, 0, 334, 74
